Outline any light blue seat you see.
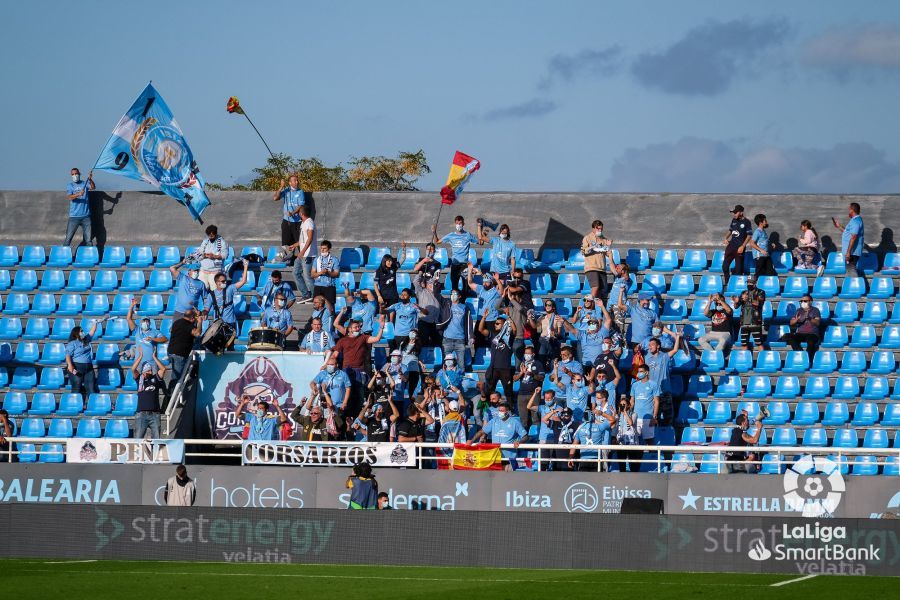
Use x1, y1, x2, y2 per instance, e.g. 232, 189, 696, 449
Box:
802, 375, 830, 399
2, 391, 28, 414
781, 276, 808, 299
10, 366, 37, 389
395, 272, 411, 291
696, 274, 723, 295
530, 274, 552, 294
20, 417, 46, 438
0, 318, 23, 339
127, 246, 154, 268
4, 293, 29, 315
764, 402, 789, 425
84, 393, 112, 416
554, 273, 581, 295
56, 393, 83, 416
754, 350, 781, 373
36, 367, 64, 391
868, 277, 895, 299
885, 457, 900, 476
83, 294, 110, 317
261, 246, 287, 269
92, 269, 118, 292
771, 250, 792, 274
756, 275, 780, 296
66, 270, 92, 292
881, 404, 900, 427
618, 248, 646, 273
17, 444, 37, 463
726, 349, 753, 373
37, 342, 66, 366
892, 304, 900, 325
237, 319, 260, 342
852, 401, 880, 426
539, 248, 566, 270
772, 375, 800, 399
781, 351, 808, 374
0, 246, 18, 267
688, 298, 711, 322
38, 269, 65, 292
50, 318, 76, 340
743, 375, 771, 399
72, 246, 99, 268
802, 427, 828, 447
104, 419, 130, 438
713, 375, 742, 398
821, 326, 848, 348
103, 318, 130, 341
38, 443, 65, 463
20, 246, 46, 267
685, 375, 712, 399
120, 270, 146, 292
419, 346, 443, 370
75, 418, 102, 438
832, 376, 860, 400
99, 246, 126, 268
47, 246, 73, 268
735, 401, 760, 419
660, 298, 686, 321
676, 400, 703, 424
710, 427, 732, 444
358, 272, 375, 291
704, 401, 731, 424
860, 301, 887, 324
28, 392, 56, 415
824, 252, 846, 274
700, 350, 724, 372
110, 294, 135, 316
772, 426, 797, 447
851, 456, 879, 476
849, 326, 877, 349
431, 247, 448, 268
136, 294, 163, 317
147, 270, 173, 292
155, 246, 181, 268
56, 294, 83, 316
667, 274, 694, 297
681, 426, 706, 445
838, 350, 866, 375
337, 272, 356, 291
698, 453, 724, 474
863, 429, 889, 449
810, 350, 837, 374
681, 250, 707, 272
792, 402, 820, 426
724, 275, 748, 296
48, 419, 74, 438
11, 269, 38, 292
822, 402, 850, 427
881, 325, 900, 349
516, 248, 534, 270
671, 349, 696, 374
868, 350, 895, 374
112, 393, 138, 417
839, 277, 866, 299
121, 369, 138, 392
364, 247, 390, 270
94, 343, 120, 366
861, 377, 889, 401
23, 317, 50, 340
96, 368, 121, 392
0, 269, 8, 291
651, 249, 679, 272
831, 301, 857, 324
811, 276, 837, 299
883, 252, 900, 272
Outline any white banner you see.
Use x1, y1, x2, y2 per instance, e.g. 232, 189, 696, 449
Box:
241, 441, 417, 467
66, 439, 185, 464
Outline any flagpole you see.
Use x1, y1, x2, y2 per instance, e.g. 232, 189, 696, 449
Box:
241, 110, 277, 163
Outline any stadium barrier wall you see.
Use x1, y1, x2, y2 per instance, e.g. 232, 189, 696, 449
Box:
0, 503, 898, 575
1, 189, 897, 248
1, 464, 898, 519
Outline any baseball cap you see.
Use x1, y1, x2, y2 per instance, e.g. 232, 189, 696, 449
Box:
184, 263, 201, 270
582, 294, 594, 302
638, 291, 654, 300
389, 349, 402, 357
730, 204, 745, 213
448, 400, 459, 411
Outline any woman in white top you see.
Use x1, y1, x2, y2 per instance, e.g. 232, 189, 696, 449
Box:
792, 220, 821, 270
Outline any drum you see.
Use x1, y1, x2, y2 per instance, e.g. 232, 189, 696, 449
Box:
201, 319, 236, 355
248, 327, 285, 350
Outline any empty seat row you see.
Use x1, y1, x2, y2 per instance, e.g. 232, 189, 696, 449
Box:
2, 392, 137, 416
681, 424, 896, 448
712, 348, 900, 375
14, 416, 131, 439
680, 398, 900, 427
0, 340, 169, 367
673, 451, 894, 476
684, 373, 900, 401
0, 366, 141, 392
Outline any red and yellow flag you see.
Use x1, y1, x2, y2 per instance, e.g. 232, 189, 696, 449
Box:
440, 151, 480, 205
450, 443, 502, 470
226, 96, 245, 115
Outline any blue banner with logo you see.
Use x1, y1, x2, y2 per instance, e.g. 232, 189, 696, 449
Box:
94, 83, 210, 220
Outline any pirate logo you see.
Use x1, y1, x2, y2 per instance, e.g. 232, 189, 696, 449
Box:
390, 444, 409, 465
79, 441, 98, 462
213, 356, 295, 440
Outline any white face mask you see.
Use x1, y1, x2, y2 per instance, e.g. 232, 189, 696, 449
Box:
455, 224, 463, 232
587, 324, 598, 333
320, 250, 329, 257
217, 282, 226, 290
595, 228, 602, 236
800, 301, 810, 309
390, 356, 400, 364
276, 300, 285, 308
409, 331, 417, 340
141, 322, 150, 332
189, 271, 199, 280
72, 174, 80, 182
499, 233, 508, 240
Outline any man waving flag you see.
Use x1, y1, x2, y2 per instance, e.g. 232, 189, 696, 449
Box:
94, 83, 210, 221
440, 151, 480, 205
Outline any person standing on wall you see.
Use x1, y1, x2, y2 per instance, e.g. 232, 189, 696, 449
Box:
64, 167, 95, 247
273, 175, 305, 266
722, 204, 752, 285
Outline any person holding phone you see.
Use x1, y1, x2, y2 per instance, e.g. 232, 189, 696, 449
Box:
833, 202, 866, 283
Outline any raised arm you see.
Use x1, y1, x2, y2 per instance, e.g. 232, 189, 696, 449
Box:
233, 259, 250, 291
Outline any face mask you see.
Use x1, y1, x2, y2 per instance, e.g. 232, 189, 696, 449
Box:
376, 377, 384, 384
400, 297, 410, 304
78, 332, 86, 341
445, 360, 456, 368
523, 353, 533, 361
409, 331, 417, 340
455, 224, 463, 232
276, 300, 284, 308
652, 328, 662, 337
595, 229, 603, 236
800, 301, 810, 309
574, 380, 584, 388
189, 271, 199, 280
545, 398, 555, 406
601, 343, 609, 352
498, 412, 509, 420
426, 251, 434, 258
390, 357, 400, 365
255, 409, 264, 418
349, 331, 360, 338
72, 174, 80, 182
587, 324, 598, 333
326, 365, 336, 374
450, 293, 460, 302
499, 233, 508, 240
637, 371, 646, 380
141, 322, 150, 332
217, 282, 226, 290
320, 250, 330, 257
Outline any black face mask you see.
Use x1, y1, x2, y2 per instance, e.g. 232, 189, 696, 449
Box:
400, 297, 410, 304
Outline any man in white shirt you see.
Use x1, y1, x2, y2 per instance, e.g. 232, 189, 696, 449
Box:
290, 206, 316, 303
198, 225, 229, 290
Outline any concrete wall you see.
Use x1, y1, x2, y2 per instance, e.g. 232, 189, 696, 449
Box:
1, 189, 897, 253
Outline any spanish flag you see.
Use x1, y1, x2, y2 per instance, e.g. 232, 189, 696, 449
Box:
440, 151, 480, 205
451, 443, 503, 470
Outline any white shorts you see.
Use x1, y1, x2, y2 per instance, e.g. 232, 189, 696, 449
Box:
636, 418, 655, 440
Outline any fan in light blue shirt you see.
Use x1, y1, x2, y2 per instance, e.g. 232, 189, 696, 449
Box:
480, 224, 517, 275
276, 179, 305, 223
348, 291, 376, 333
841, 212, 865, 257
438, 228, 478, 265
171, 265, 209, 315
386, 294, 421, 337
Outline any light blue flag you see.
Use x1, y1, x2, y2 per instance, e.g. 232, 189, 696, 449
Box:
94, 83, 210, 221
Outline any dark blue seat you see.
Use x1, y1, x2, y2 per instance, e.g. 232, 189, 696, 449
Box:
39, 269, 66, 292
625, 248, 649, 271
72, 246, 99, 268
660, 298, 686, 321
771, 251, 793, 274
339, 247, 364, 270
713, 375, 742, 398
684, 375, 713, 399
676, 400, 703, 424
47, 246, 73, 268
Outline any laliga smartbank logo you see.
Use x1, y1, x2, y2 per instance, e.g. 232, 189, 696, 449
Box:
746, 522, 880, 567
784, 455, 845, 518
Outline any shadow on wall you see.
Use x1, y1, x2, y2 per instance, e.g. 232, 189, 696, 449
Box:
89, 191, 123, 253
540, 218, 584, 258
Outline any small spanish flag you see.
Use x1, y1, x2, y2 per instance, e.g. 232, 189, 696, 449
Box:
226, 96, 245, 115
440, 150, 480, 205
451, 443, 503, 470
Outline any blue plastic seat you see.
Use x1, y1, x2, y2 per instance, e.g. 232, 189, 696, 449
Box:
811, 276, 837, 299
851, 401, 880, 426
821, 326, 848, 348
681, 426, 707, 445
110, 294, 135, 316
792, 401, 820, 426
726, 350, 753, 373
0, 317, 23, 339
56, 393, 83, 416
99, 246, 126, 268
48, 418, 73, 438
892, 304, 900, 325
23, 317, 50, 340
839, 277, 866, 299
863, 429, 889, 449
698, 453, 724, 474
809, 351, 837, 374
781, 351, 808, 374
20, 246, 46, 267
91, 269, 118, 292
358, 272, 375, 291
754, 350, 781, 373
831, 301, 857, 324
72, 246, 99, 268
688, 298, 711, 322
771, 426, 798, 447
881, 404, 900, 427
868, 277, 895, 299
20, 417, 46, 437
756, 275, 780, 297
237, 319, 260, 342
743, 375, 771, 399
146, 270, 173, 292
781, 276, 808, 299
4, 292, 29, 315
802, 427, 828, 447
364, 247, 390, 270
47, 246, 73, 268
84, 393, 112, 416
0, 269, 9, 291
120, 270, 146, 292
11, 269, 38, 291
824, 252, 847, 274
121, 369, 138, 392
851, 456, 879, 476
37, 342, 66, 366
676, 400, 704, 424
75, 418, 102, 438
94, 343, 120, 366
66, 270, 92, 292
832, 376, 860, 400
822, 402, 850, 427
625, 248, 649, 272
700, 350, 724, 372
48, 318, 75, 341
38, 443, 64, 463
684, 375, 713, 399
134, 294, 163, 317
37, 269, 65, 292
660, 298, 686, 321
536, 247, 564, 270
103, 318, 130, 341
2, 392, 28, 414
528, 274, 550, 295
10, 366, 37, 389
554, 273, 581, 295
861, 377, 889, 401
112, 393, 138, 417
704, 401, 731, 424
27, 392, 56, 416
881, 325, 900, 349
734, 400, 760, 419
678, 250, 706, 272
849, 325, 877, 349
763, 402, 788, 425
96, 368, 121, 392
667, 274, 694, 297
17, 444, 37, 462
83, 294, 110, 317
713, 375, 742, 398
883, 252, 900, 272
36, 367, 64, 391
770, 251, 792, 274
869, 350, 895, 374
104, 418, 130, 438
337, 272, 356, 291
0, 246, 18, 267
772, 375, 800, 399
710, 427, 732, 444
860, 301, 887, 324
651, 249, 679, 272
56, 294, 82, 316
696, 274, 722, 295
800, 377, 830, 402
155, 246, 181, 268
127, 246, 154, 268
723, 275, 748, 296
339, 248, 363, 271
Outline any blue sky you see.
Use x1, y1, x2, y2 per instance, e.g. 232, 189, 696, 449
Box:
2, 0, 899, 193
